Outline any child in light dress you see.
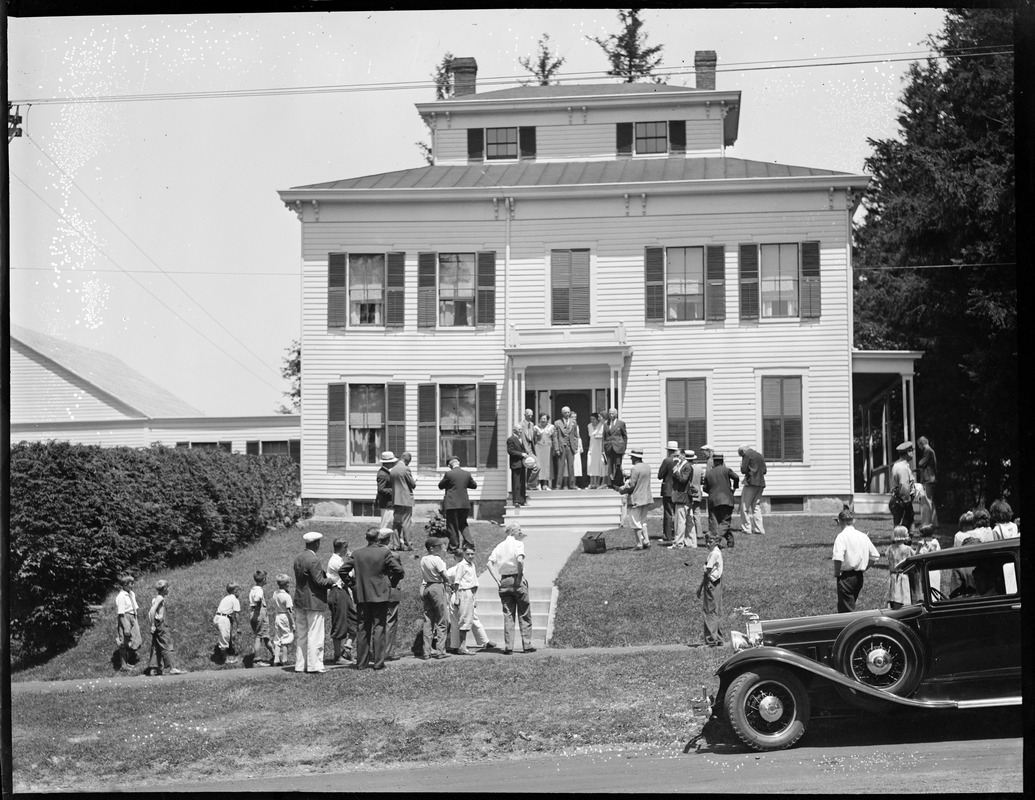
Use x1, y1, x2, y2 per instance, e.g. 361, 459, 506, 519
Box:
269, 574, 294, 666
884, 526, 914, 609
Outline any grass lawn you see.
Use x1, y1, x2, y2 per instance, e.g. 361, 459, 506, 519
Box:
550, 512, 944, 647
12, 518, 507, 682
10, 512, 954, 790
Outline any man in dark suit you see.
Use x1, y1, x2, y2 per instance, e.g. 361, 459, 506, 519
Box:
375, 451, 396, 532
293, 530, 334, 673
603, 407, 628, 488
521, 409, 539, 489
553, 406, 578, 490
507, 424, 530, 507
658, 441, 679, 545
378, 527, 403, 661
344, 527, 405, 670
702, 453, 740, 549
438, 456, 478, 553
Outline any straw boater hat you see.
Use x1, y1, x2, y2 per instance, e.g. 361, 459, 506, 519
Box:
302, 531, 322, 543
666, 440, 679, 451
629, 448, 644, 460
380, 451, 396, 464
701, 443, 713, 451
684, 449, 696, 459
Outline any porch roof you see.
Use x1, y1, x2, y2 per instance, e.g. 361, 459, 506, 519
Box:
852, 349, 924, 407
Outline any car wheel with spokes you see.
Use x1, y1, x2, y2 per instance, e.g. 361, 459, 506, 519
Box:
834, 621, 923, 697
724, 666, 810, 751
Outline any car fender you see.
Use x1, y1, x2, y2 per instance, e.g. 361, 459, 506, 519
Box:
714, 647, 956, 712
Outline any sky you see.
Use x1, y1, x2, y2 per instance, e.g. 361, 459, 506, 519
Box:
6, 7, 950, 417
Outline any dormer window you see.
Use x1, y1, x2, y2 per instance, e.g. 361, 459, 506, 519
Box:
468, 127, 536, 163
617, 120, 687, 157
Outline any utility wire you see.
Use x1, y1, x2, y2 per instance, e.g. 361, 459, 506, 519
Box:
853, 262, 1015, 271
10, 170, 286, 396
25, 132, 283, 382
8, 45, 1013, 106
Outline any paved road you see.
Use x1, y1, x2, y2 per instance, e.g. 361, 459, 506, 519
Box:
140, 708, 1023, 793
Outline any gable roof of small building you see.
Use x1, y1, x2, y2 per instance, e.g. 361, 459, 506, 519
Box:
289, 157, 856, 193
11, 323, 205, 419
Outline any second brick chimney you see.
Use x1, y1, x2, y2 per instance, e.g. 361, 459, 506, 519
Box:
694, 51, 717, 90
451, 57, 478, 97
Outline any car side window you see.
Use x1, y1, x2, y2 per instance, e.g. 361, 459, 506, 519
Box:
930, 555, 1017, 603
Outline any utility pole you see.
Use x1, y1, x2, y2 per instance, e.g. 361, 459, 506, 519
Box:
8, 103, 24, 142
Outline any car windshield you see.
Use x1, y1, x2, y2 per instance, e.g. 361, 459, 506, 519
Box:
927, 552, 1018, 603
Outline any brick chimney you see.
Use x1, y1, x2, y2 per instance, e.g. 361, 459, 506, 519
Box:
451, 57, 478, 97
694, 51, 717, 90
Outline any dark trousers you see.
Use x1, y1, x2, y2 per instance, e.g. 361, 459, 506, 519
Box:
386, 601, 399, 659
662, 495, 675, 542
606, 450, 624, 487
499, 579, 533, 652
708, 504, 735, 547
356, 601, 389, 669
149, 619, 175, 670
889, 495, 915, 529
328, 585, 357, 641
445, 508, 473, 551
556, 448, 575, 488
421, 583, 449, 657
511, 466, 527, 505
836, 571, 865, 613
702, 578, 723, 644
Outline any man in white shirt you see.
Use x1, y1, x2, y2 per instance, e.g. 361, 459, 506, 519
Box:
832, 506, 880, 612
487, 523, 536, 654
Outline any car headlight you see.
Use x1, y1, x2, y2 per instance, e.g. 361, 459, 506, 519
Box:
730, 617, 763, 651
730, 630, 750, 651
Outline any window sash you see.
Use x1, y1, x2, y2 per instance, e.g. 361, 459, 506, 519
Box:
666, 247, 705, 321
485, 127, 518, 160
635, 121, 668, 154
439, 253, 476, 327
349, 384, 387, 465
761, 376, 803, 462
760, 243, 800, 318
666, 378, 707, 450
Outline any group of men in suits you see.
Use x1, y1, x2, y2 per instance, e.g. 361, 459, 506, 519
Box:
374, 451, 417, 551
292, 527, 406, 672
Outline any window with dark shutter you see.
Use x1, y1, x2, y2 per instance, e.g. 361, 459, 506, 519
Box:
467, 128, 484, 162
644, 247, 665, 322
551, 249, 591, 325
762, 376, 803, 462
519, 127, 536, 160
417, 252, 437, 328
666, 378, 707, 450
739, 244, 759, 321
669, 120, 686, 154
289, 439, 301, 464
616, 122, 633, 158
800, 241, 821, 319
387, 383, 406, 455
328, 253, 348, 329
477, 382, 498, 468
246, 441, 260, 456
476, 251, 496, 325
417, 383, 438, 468
385, 252, 406, 327
327, 384, 348, 468
705, 245, 726, 321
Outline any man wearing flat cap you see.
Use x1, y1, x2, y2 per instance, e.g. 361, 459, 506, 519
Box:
889, 441, 916, 530
345, 526, 405, 670
293, 531, 334, 673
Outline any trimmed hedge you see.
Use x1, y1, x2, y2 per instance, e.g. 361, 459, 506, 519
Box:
8, 441, 308, 658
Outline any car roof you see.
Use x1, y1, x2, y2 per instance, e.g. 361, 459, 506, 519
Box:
899, 537, 1019, 572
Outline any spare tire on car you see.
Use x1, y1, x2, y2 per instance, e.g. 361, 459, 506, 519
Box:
832, 617, 924, 709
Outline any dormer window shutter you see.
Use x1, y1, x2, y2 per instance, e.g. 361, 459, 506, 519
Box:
644, 247, 665, 322
385, 251, 405, 327
800, 241, 821, 319
328, 253, 348, 329
467, 129, 484, 162
519, 127, 536, 160
669, 120, 686, 154
705, 245, 726, 321
476, 251, 496, 325
616, 122, 633, 158
739, 244, 760, 321
417, 252, 437, 328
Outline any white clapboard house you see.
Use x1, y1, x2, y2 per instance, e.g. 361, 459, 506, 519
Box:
10, 323, 300, 459
277, 53, 920, 522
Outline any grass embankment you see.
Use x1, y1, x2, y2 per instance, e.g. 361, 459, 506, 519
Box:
12, 513, 947, 791
13, 519, 507, 682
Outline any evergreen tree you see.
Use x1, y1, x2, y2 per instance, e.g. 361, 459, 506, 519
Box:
417, 52, 455, 165
520, 33, 566, 86
589, 8, 664, 83
853, 8, 1016, 511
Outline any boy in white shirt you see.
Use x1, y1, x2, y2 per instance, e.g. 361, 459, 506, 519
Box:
269, 574, 294, 667
146, 579, 185, 676
446, 546, 496, 655
213, 582, 241, 664
115, 574, 142, 670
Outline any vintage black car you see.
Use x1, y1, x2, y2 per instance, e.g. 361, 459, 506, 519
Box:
712, 537, 1021, 751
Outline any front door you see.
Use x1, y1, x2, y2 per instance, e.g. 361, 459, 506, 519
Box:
554, 390, 592, 484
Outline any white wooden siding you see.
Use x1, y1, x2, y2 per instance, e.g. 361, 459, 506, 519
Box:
298, 188, 853, 503
9, 345, 137, 423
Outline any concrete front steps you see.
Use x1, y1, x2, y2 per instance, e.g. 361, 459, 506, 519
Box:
469, 487, 625, 647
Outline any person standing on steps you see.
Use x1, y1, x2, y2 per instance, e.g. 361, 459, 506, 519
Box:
603, 407, 628, 489
533, 413, 555, 490
507, 424, 530, 507
486, 523, 536, 655
553, 406, 578, 490
521, 409, 540, 489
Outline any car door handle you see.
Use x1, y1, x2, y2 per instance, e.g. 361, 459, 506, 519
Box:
1011, 604, 1021, 610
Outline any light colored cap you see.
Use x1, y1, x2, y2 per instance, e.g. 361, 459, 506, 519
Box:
302, 531, 323, 543
377, 527, 393, 541
897, 441, 914, 452
701, 443, 713, 451
380, 451, 396, 464
666, 440, 679, 451
684, 449, 696, 459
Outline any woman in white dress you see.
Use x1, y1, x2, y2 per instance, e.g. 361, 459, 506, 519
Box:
534, 413, 555, 490
587, 411, 606, 488
571, 412, 584, 488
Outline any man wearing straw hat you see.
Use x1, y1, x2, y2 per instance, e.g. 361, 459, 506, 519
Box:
375, 451, 396, 532
620, 448, 653, 550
